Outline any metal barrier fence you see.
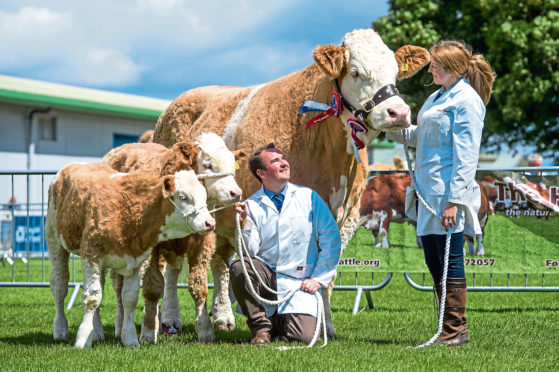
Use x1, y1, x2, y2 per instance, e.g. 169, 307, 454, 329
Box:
1, 169, 558, 315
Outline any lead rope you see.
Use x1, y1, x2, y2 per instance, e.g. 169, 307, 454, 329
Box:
235, 212, 327, 350
402, 130, 460, 349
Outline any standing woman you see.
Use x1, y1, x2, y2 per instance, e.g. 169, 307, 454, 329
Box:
388, 40, 496, 346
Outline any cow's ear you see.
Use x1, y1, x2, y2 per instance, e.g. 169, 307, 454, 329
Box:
173, 141, 199, 167
232, 150, 247, 163
162, 175, 175, 198
395, 45, 430, 80
313, 44, 346, 78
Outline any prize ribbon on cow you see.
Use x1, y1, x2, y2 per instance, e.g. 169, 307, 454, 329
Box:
347, 118, 367, 150
299, 92, 342, 129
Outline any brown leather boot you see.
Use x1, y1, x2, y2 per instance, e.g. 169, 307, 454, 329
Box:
437, 277, 470, 346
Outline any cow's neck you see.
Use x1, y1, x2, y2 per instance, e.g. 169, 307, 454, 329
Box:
289, 64, 368, 220
116, 175, 173, 251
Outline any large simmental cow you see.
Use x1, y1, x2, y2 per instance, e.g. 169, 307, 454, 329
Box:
102, 133, 244, 343
153, 29, 430, 335
46, 164, 214, 348
358, 173, 422, 249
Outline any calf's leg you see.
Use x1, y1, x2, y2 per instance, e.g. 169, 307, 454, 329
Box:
110, 270, 124, 338
211, 242, 236, 331
49, 241, 69, 340
75, 259, 103, 348
121, 269, 141, 347
187, 233, 215, 342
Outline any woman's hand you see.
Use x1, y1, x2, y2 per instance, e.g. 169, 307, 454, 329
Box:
300, 279, 321, 294
441, 202, 458, 231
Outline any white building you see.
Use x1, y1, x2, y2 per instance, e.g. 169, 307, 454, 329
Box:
0, 74, 171, 205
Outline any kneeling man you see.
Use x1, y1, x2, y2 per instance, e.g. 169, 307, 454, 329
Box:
231, 143, 341, 345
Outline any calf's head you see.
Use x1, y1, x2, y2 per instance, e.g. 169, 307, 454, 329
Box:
161, 170, 215, 239
313, 29, 429, 146
195, 132, 244, 206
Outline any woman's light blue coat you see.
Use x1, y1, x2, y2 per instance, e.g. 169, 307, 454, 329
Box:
388, 77, 484, 236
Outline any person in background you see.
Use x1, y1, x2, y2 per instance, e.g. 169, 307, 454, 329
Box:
388, 40, 496, 346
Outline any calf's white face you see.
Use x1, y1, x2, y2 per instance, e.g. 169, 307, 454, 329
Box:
340, 29, 411, 144
160, 170, 215, 240
195, 133, 242, 206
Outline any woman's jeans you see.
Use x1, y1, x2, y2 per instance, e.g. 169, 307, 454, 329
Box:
420, 232, 465, 284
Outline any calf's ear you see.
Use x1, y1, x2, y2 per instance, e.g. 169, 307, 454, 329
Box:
395, 45, 430, 80
313, 45, 346, 79
162, 175, 175, 198
232, 150, 247, 163
173, 141, 199, 167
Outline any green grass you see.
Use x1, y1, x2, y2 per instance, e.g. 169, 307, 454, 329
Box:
1, 272, 558, 371
1, 216, 559, 371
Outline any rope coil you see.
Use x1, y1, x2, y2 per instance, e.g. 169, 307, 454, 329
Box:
235, 212, 327, 350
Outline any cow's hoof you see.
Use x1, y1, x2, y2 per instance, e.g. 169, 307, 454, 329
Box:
326, 323, 337, 339
92, 330, 105, 342
160, 322, 180, 335
213, 315, 236, 331
140, 327, 157, 344
53, 330, 68, 340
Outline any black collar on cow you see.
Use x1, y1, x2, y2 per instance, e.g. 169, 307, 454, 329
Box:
333, 79, 403, 123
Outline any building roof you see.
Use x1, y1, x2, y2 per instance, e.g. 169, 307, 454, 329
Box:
0, 74, 171, 120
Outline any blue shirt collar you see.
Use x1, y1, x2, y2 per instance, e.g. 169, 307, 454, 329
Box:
263, 184, 287, 199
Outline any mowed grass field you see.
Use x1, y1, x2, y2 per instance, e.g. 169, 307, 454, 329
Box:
1, 214, 558, 371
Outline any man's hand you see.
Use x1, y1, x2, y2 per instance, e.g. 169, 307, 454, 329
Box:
300, 279, 321, 294
441, 202, 458, 232
235, 202, 247, 223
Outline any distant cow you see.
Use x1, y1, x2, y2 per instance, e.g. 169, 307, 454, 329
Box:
465, 179, 497, 256
46, 163, 214, 348
369, 156, 407, 172
358, 174, 421, 248
103, 132, 244, 343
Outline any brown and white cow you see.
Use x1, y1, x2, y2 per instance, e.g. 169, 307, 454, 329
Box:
46, 163, 214, 348
358, 173, 422, 249
153, 29, 429, 335
102, 132, 244, 343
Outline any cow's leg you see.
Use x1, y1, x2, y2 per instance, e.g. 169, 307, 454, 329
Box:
379, 210, 393, 249
372, 229, 381, 248
110, 270, 124, 338
140, 254, 164, 344
333, 206, 363, 338
187, 233, 216, 342
475, 234, 485, 256
211, 241, 236, 331
75, 259, 103, 348
92, 268, 106, 342
466, 235, 476, 256
322, 277, 336, 338
121, 269, 141, 347
160, 261, 183, 334
48, 240, 69, 340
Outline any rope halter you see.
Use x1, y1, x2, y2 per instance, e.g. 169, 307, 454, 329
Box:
196, 170, 237, 214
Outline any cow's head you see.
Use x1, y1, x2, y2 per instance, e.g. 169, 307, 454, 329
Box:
195, 132, 244, 206
313, 29, 429, 146
161, 170, 215, 239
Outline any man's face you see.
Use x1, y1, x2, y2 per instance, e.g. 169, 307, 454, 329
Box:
257, 149, 290, 185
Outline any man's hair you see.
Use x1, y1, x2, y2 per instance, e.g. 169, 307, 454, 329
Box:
249, 143, 282, 183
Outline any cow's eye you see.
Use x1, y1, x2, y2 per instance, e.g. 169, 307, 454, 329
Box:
179, 194, 190, 202
351, 70, 360, 79
204, 163, 213, 171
